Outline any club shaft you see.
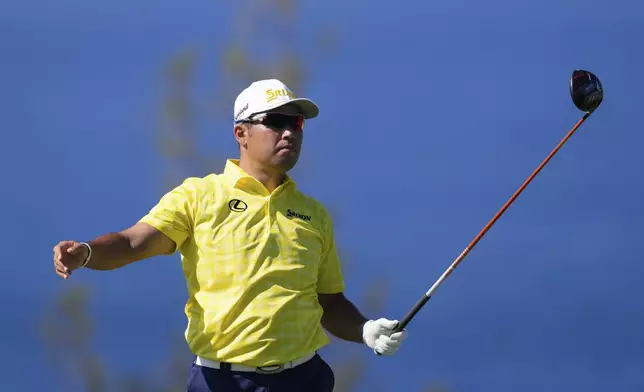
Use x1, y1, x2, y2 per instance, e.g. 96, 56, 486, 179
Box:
395, 112, 592, 332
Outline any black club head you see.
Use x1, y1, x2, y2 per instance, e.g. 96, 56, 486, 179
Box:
570, 70, 603, 113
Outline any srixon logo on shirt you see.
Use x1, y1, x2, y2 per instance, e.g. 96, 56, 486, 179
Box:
286, 209, 311, 222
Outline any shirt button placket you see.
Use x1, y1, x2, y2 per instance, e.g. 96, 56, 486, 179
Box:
266, 197, 272, 225
267, 194, 278, 230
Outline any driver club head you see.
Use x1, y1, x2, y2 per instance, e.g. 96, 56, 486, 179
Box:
570, 70, 603, 113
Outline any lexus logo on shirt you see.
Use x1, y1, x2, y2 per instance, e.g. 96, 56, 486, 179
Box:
228, 199, 248, 212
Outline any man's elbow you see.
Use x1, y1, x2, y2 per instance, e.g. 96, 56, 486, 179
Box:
123, 223, 176, 259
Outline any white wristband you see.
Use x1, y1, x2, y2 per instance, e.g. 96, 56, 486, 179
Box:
79, 242, 92, 268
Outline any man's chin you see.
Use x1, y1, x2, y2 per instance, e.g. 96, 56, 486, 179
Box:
273, 155, 299, 172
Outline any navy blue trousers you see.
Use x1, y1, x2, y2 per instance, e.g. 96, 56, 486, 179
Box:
186, 354, 335, 392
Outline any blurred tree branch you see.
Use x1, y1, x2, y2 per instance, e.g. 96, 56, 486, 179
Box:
40, 285, 108, 392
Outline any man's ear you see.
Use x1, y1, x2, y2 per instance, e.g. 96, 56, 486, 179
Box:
234, 123, 249, 148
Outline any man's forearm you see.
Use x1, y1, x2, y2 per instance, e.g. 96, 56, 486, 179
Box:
85, 232, 143, 270
320, 295, 369, 344
80, 223, 175, 271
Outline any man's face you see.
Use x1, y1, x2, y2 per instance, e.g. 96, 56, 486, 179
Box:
236, 109, 305, 172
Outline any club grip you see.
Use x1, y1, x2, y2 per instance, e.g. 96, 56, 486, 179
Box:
397, 293, 431, 331
375, 294, 431, 356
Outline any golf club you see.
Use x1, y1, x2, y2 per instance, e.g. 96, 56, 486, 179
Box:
383, 70, 603, 344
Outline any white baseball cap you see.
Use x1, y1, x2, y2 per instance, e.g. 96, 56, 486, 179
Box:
233, 79, 319, 122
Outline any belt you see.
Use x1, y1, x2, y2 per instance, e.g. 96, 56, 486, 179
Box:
194, 352, 317, 374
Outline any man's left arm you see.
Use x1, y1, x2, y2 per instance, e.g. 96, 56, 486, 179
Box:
318, 293, 408, 355
316, 212, 408, 355
318, 293, 368, 343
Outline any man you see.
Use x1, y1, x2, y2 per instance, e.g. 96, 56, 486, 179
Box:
52, 79, 408, 392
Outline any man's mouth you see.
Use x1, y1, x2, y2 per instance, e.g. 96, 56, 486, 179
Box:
277, 144, 296, 151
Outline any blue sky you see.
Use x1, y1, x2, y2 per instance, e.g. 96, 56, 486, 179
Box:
2, 0, 644, 391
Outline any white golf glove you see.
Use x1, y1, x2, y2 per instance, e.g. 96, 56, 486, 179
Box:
362, 318, 408, 356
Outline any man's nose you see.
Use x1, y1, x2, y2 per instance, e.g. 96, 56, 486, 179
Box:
281, 126, 297, 139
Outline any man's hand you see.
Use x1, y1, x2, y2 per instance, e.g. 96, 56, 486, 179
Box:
53, 241, 89, 279
362, 318, 408, 356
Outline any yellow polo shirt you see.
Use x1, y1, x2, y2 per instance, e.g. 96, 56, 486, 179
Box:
138, 159, 345, 366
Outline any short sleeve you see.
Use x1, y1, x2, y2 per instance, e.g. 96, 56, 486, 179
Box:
317, 212, 346, 294
138, 178, 198, 253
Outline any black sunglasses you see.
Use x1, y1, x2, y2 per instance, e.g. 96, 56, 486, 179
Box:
240, 113, 305, 131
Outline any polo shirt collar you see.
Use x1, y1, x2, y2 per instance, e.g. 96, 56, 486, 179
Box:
223, 159, 295, 192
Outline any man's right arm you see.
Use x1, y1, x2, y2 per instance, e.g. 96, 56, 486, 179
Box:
54, 178, 196, 279
84, 222, 176, 271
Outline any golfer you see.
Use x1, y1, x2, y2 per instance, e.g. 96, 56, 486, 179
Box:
52, 79, 408, 392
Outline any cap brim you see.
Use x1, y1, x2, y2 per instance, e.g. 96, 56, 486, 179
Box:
268, 98, 319, 119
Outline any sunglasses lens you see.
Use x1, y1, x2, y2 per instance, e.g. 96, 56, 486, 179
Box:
263, 114, 304, 130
